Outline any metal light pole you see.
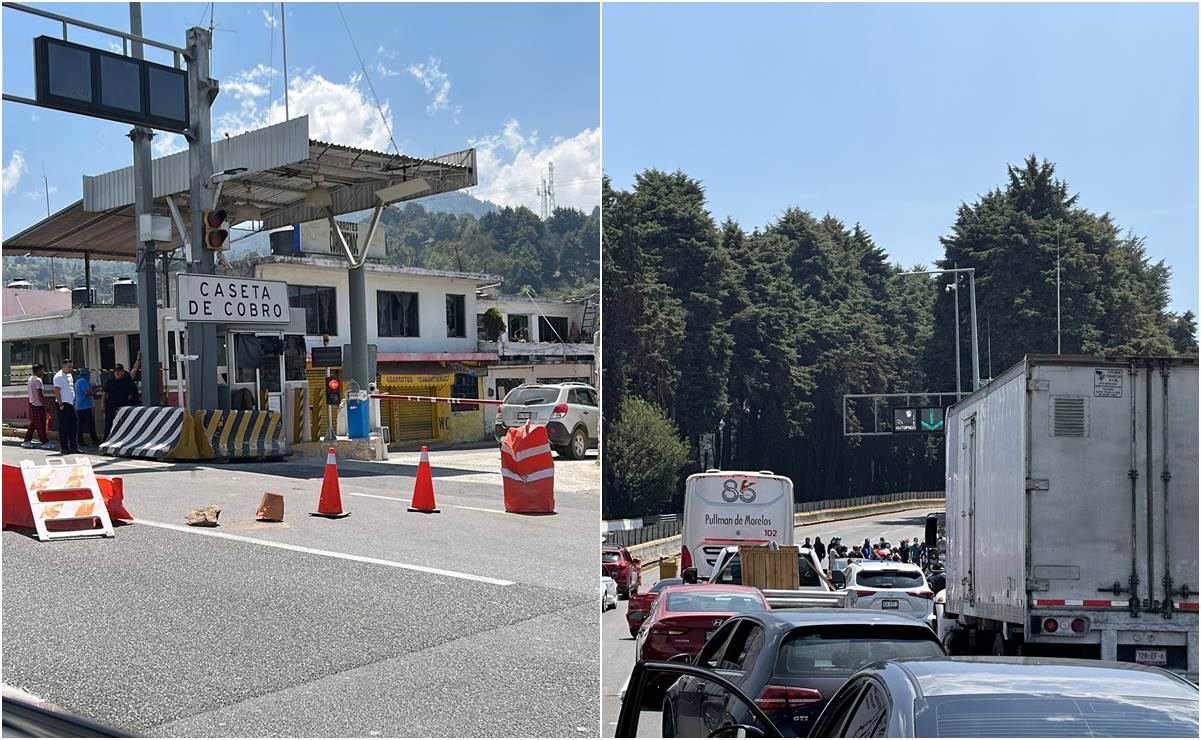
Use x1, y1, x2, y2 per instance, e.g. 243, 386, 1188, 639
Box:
900, 267, 982, 394
950, 271, 961, 397
129, 2, 161, 405
1056, 224, 1062, 355
185, 25, 219, 410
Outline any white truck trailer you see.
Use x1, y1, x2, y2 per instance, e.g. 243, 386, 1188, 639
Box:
940, 355, 1198, 680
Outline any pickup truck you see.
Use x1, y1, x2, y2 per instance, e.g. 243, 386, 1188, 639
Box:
694, 545, 849, 610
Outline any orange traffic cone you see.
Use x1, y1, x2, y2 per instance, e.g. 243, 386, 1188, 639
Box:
311, 447, 350, 518
407, 446, 440, 513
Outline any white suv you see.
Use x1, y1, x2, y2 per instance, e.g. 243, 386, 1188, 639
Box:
844, 561, 936, 631
494, 382, 599, 459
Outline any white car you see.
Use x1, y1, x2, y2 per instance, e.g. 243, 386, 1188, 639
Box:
601, 571, 619, 612
844, 560, 936, 630
494, 382, 599, 459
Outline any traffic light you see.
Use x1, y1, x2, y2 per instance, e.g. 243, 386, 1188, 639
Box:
203, 209, 229, 250
325, 376, 342, 405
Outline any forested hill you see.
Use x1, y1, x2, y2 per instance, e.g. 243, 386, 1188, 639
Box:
2, 196, 598, 302
602, 155, 1198, 518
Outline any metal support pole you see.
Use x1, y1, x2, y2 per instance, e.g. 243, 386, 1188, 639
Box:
83, 252, 91, 305
968, 269, 980, 391
348, 262, 369, 393
952, 265, 962, 399
185, 26, 219, 411
129, 3, 160, 406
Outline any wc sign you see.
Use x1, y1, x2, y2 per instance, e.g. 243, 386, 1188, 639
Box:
176, 275, 291, 324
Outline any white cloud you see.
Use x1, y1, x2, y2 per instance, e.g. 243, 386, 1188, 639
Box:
107, 40, 124, 54
407, 57, 454, 115
25, 183, 57, 202
468, 120, 599, 212
261, 8, 278, 28
2, 150, 27, 196
213, 65, 395, 152
153, 133, 187, 157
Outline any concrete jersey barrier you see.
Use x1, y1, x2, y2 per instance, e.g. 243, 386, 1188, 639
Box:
196, 409, 290, 460
99, 406, 186, 459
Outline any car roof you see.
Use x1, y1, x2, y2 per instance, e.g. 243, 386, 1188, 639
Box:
886, 657, 1199, 700
727, 609, 938, 637
661, 584, 763, 595
852, 561, 923, 572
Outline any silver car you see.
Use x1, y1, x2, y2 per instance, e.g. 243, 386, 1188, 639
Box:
844, 561, 936, 630
493, 382, 599, 459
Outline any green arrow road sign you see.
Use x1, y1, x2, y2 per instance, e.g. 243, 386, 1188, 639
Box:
921, 409, 944, 431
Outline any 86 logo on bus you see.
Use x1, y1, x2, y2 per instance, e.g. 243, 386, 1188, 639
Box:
721, 479, 757, 503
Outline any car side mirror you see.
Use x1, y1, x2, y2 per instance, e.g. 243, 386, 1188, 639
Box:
632, 556, 642, 564
682, 567, 699, 584
627, 610, 643, 621
616, 661, 781, 738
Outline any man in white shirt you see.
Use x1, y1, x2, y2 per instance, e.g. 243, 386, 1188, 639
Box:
52, 358, 79, 455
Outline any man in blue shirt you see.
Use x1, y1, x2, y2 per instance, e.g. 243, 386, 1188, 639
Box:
75, 368, 100, 448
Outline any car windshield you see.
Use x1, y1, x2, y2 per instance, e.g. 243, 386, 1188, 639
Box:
665, 591, 766, 613
918, 695, 1199, 738
602, 552, 619, 562
856, 571, 926, 589
775, 628, 943, 675
505, 388, 559, 405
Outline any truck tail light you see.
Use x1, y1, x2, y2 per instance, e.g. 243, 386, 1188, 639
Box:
551, 404, 568, 419
1071, 618, 1088, 633
1043, 618, 1059, 633
755, 686, 823, 710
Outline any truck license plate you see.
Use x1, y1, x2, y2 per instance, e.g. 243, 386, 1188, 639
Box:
881, 599, 900, 609
1135, 648, 1167, 666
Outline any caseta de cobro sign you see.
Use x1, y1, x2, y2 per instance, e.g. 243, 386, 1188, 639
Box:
176, 275, 291, 324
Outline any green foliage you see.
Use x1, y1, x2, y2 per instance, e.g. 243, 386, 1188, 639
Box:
378, 202, 598, 299
603, 397, 691, 518
604, 156, 1195, 517
482, 308, 506, 341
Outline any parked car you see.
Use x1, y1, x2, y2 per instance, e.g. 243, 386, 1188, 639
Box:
809, 656, 1199, 737
843, 561, 935, 631
602, 545, 642, 599
626, 577, 683, 637
493, 382, 598, 459
602, 570, 618, 612
660, 610, 945, 737
635, 584, 768, 707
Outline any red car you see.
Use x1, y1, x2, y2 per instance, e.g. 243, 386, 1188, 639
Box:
602, 545, 642, 599
635, 584, 769, 663
626, 577, 683, 637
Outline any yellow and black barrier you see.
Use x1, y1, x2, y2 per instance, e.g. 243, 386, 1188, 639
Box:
195, 409, 290, 460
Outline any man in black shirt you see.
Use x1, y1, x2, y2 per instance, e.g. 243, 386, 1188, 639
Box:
102, 364, 137, 440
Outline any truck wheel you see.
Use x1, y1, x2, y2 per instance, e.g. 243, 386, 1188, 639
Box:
944, 628, 969, 655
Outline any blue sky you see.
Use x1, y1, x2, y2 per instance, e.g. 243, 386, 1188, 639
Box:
2, 2, 600, 236
603, 2, 1198, 313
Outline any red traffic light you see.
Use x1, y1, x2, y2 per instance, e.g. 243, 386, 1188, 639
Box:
327, 378, 340, 391
204, 209, 228, 228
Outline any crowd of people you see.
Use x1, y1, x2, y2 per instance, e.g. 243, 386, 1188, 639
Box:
20, 356, 141, 454
804, 534, 945, 572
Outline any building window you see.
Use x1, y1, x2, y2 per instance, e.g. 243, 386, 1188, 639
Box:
477, 314, 489, 342
99, 336, 116, 370
377, 291, 420, 337
451, 373, 479, 412
509, 314, 531, 342
446, 294, 466, 338
288, 285, 337, 336
538, 315, 570, 343
284, 336, 307, 381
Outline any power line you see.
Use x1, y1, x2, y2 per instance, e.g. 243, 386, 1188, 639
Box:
335, 2, 399, 155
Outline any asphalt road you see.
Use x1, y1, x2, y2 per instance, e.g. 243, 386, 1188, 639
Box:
600, 506, 941, 738
2, 441, 599, 737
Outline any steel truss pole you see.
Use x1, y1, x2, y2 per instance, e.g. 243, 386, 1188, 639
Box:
185, 26, 219, 410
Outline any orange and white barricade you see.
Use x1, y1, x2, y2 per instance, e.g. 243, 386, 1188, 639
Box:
500, 423, 556, 514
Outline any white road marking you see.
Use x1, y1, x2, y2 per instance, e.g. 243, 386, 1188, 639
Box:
449, 504, 509, 514
133, 518, 515, 586
341, 490, 509, 515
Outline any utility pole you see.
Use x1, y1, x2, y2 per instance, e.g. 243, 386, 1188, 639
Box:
280, 2, 290, 121
185, 25, 218, 410
1056, 224, 1062, 355
951, 265, 962, 398
967, 266, 980, 390
129, 2, 161, 405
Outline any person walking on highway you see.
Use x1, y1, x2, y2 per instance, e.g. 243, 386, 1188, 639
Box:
102, 363, 137, 440
52, 358, 78, 455
899, 538, 911, 564
861, 539, 872, 559
813, 536, 826, 564
21, 364, 53, 449
74, 368, 100, 448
